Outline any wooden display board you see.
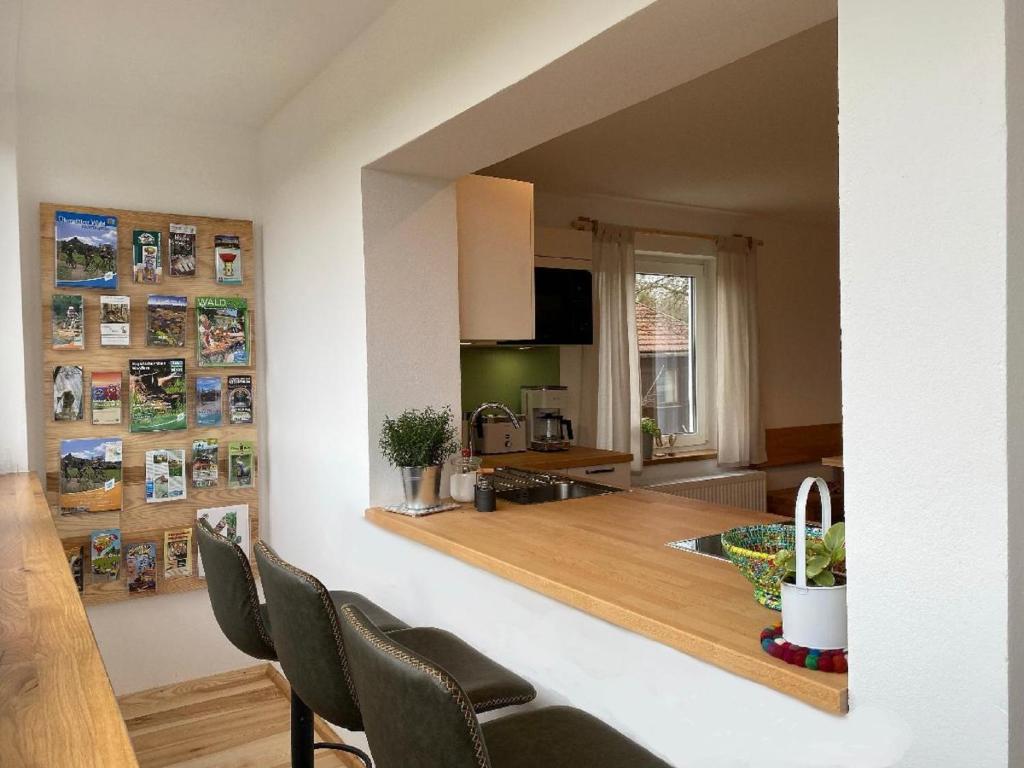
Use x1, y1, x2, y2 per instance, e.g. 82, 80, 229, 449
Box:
40, 203, 259, 605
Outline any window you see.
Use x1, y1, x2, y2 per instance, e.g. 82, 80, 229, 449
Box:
635, 253, 715, 449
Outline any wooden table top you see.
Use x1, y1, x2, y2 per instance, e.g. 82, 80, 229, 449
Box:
366, 489, 848, 714
822, 455, 844, 469
479, 445, 632, 471
0, 473, 139, 767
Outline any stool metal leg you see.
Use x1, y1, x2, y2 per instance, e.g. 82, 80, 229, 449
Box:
291, 690, 315, 768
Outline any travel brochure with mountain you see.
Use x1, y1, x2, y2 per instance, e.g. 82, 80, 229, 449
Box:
55, 210, 118, 289
196, 376, 222, 426
192, 438, 219, 488
126, 542, 157, 594
100, 295, 130, 346
53, 365, 84, 421
227, 375, 253, 424
147, 295, 187, 347
90, 370, 121, 425
90, 528, 121, 582
168, 223, 197, 276
51, 294, 84, 350
132, 230, 162, 283
145, 448, 186, 503
129, 358, 187, 432
196, 296, 249, 366
59, 438, 123, 514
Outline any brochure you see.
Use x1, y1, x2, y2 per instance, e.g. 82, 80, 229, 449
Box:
145, 448, 186, 503
90, 370, 122, 425
55, 210, 118, 289
196, 376, 222, 426
214, 234, 241, 284
228, 441, 254, 489
192, 438, 219, 488
90, 528, 121, 582
65, 544, 84, 592
168, 223, 197, 277
147, 294, 187, 347
196, 296, 249, 366
132, 230, 162, 283
126, 542, 157, 593
53, 365, 84, 421
227, 375, 253, 424
164, 527, 193, 578
197, 504, 248, 577
129, 358, 186, 432
59, 438, 123, 514
51, 294, 84, 350
99, 295, 130, 346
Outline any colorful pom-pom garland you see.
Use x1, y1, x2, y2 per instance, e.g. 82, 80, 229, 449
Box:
760, 624, 848, 673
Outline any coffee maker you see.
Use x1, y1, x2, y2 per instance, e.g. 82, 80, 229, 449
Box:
522, 385, 573, 452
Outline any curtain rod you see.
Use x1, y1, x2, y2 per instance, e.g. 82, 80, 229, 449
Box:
571, 216, 764, 248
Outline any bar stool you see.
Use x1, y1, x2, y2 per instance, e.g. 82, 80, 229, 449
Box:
338, 603, 675, 768
195, 519, 407, 767
254, 540, 537, 768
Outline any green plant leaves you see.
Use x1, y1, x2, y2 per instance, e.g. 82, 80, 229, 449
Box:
379, 406, 460, 468
812, 570, 836, 587
823, 521, 845, 553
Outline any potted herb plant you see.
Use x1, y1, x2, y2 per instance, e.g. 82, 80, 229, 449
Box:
641, 417, 660, 460
379, 406, 460, 510
774, 477, 847, 650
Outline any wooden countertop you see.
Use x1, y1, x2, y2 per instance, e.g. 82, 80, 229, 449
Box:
822, 455, 844, 469
0, 473, 139, 768
366, 490, 848, 714
479, 445, 632, 471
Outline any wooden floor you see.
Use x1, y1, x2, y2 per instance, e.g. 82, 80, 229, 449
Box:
120, 664, 360, 768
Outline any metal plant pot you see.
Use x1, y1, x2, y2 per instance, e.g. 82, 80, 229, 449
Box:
400, 465, 443, 510
642, 433, 653, 460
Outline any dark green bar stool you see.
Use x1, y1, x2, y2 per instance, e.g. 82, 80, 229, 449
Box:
254, 540, 537, 768
338, 603, 675, 768
196, 519, 407, 767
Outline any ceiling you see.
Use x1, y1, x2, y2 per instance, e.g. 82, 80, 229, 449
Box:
482, 20, 838, 219
13, 0, 395, 126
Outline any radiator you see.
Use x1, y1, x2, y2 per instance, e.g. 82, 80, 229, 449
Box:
647, 470, 767, 512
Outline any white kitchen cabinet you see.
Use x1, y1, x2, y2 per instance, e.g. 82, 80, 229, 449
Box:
457, 174, 534, 341
564, 462, 632, 490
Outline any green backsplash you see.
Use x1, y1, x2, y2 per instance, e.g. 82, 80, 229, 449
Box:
460, 347, 561, 415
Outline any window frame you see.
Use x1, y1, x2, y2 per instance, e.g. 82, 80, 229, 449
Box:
635, 251, 717, 450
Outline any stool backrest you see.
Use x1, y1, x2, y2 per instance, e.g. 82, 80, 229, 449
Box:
195, 517, 275, 660
338, 603, 491, 768
253, 541, 363, 730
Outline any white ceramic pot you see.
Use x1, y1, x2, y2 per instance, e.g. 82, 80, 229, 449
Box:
781, 579, 848, 650
780, 476, 848, 650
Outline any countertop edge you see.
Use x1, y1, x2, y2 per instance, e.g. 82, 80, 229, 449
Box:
364, 506, 847, 715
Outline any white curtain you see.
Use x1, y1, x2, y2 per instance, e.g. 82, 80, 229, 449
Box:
579, 225, 642, 471
715, 236, 766, 466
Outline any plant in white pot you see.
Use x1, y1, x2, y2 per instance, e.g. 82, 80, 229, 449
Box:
379, 406, 460, 511
773, 477, 847, 650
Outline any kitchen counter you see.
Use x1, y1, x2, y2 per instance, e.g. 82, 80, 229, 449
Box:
0, 473, 139, 767
479, 445, 632, 471
366, 489, 848, 714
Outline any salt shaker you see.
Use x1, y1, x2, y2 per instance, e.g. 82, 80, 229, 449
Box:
474, 468, 497, 512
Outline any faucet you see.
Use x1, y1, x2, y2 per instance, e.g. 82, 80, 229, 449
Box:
467, 402, 521, 457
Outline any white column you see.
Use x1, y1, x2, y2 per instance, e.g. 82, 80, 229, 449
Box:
840, 1, 1016, 764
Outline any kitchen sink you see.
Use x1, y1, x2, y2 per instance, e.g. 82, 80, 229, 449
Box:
491, 467, 622, 505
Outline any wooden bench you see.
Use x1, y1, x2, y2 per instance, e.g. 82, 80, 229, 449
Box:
758, 423, 844, 522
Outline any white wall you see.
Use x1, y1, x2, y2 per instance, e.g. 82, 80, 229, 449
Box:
840, 1, 1016, 765
15, 96, 260, 693
257, 1, 906, 765
0, 0, 28, 473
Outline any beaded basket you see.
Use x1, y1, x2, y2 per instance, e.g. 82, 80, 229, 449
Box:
721, 523, 822, 610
